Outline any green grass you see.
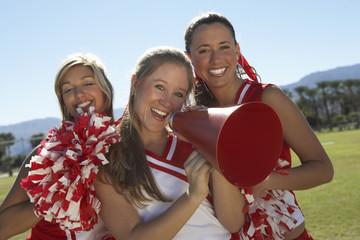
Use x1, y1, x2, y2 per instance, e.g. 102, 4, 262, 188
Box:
291, 129, 360, 239
0, 177, 16, 201
1, 129, 360, 239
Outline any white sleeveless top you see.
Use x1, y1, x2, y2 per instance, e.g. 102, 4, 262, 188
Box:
136, 134, 232, 240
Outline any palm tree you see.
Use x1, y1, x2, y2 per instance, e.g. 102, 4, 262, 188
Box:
0, 133, 15, 159
0, 132, 15, 174
328, 80, 343, 115
304, 87, 321, 129
341, 79, 356, 115
282, 88, 293, 99
1, 155, 15, 176
317, 81, 333, 131
294, 86, 309, 111
30, 133, 45, 148
341, 79, 360, 128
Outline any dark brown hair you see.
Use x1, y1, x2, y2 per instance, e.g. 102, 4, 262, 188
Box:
185, 12, 258, 107
185, 12, 237, 55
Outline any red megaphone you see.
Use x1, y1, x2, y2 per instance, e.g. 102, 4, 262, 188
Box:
168, 102, 283, 188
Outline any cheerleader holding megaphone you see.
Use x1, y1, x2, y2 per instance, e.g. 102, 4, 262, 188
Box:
184, 12, 334, 240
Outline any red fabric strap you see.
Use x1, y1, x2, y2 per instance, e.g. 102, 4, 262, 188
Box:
238, 52, 258, 82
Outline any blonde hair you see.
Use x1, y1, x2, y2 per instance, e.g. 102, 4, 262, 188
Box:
54, 53, 114, 121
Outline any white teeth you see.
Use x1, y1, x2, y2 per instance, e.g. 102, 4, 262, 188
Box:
209, 68, 226, 75
77, 101, 90, 108
151, 107, 167, 116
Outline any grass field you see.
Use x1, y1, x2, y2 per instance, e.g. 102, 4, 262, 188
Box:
1, 129, 359, 239
291, 129, 360, 239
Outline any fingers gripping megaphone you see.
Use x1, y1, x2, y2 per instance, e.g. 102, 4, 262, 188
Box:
168, 102, 283, 188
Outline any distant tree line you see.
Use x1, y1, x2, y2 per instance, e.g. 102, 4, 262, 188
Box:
284, 79, 360, 131
0, 133, 44, 175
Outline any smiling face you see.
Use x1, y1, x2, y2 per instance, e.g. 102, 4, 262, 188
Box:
133, 63, 189, 138
188, 22, 240, 91
61, 65, 106, 118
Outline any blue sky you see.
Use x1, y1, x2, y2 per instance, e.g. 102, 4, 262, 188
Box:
1, 0, 359, 126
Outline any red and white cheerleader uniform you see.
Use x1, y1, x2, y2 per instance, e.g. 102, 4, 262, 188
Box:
136, 132, 235, 240
235, 79, 307, 240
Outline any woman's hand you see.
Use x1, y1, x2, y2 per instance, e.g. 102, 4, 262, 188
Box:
184, 150, 212, 200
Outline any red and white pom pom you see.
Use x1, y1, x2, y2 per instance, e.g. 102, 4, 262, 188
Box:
239, 158, 300, 240
21, 107, 119, 232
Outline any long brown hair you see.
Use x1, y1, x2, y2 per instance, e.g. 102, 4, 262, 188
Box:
101, 47, 194, 207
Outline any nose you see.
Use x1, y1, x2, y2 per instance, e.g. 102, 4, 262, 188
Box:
74, 86, 86, 99
210, 50, 220, 64
159, 92, 172, 108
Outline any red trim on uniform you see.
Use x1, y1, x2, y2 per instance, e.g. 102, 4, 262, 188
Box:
148, 160, 188, 182
234, 80, 248, 104
160, 134, 173, 158
145, 134, 177, 164
146, 134, 214, 205
235, 79, 271, 104
146, 135, 190, 183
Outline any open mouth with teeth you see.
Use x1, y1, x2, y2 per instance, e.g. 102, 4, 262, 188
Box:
76, 101, 92, 112
151, 107, 168, 119
209, 67, 226, 76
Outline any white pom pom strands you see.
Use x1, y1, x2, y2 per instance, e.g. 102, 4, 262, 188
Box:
21, 107, 119, 232
238, 158, 301, 240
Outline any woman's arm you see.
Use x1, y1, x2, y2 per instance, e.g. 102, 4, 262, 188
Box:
210, 170, 245, 233
0, 201, 40, 240
95, 151, 211, 240
0, 146, 43, 239
256, 85, 334, 193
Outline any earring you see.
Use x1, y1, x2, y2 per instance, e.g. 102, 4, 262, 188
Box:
202, 81, 215, 99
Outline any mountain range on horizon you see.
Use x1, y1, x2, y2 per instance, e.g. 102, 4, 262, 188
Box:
279, 63, 360, 91
0, 108, 125, 156
1, 63, 360, 156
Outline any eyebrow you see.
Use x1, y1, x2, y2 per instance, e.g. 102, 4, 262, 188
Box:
61, 75, 94, 86
154, 79, 187, 93
61, 81, 70, 87
196, 41, 232, 50
81, 75, 95, 80
179, 87, 187, 94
